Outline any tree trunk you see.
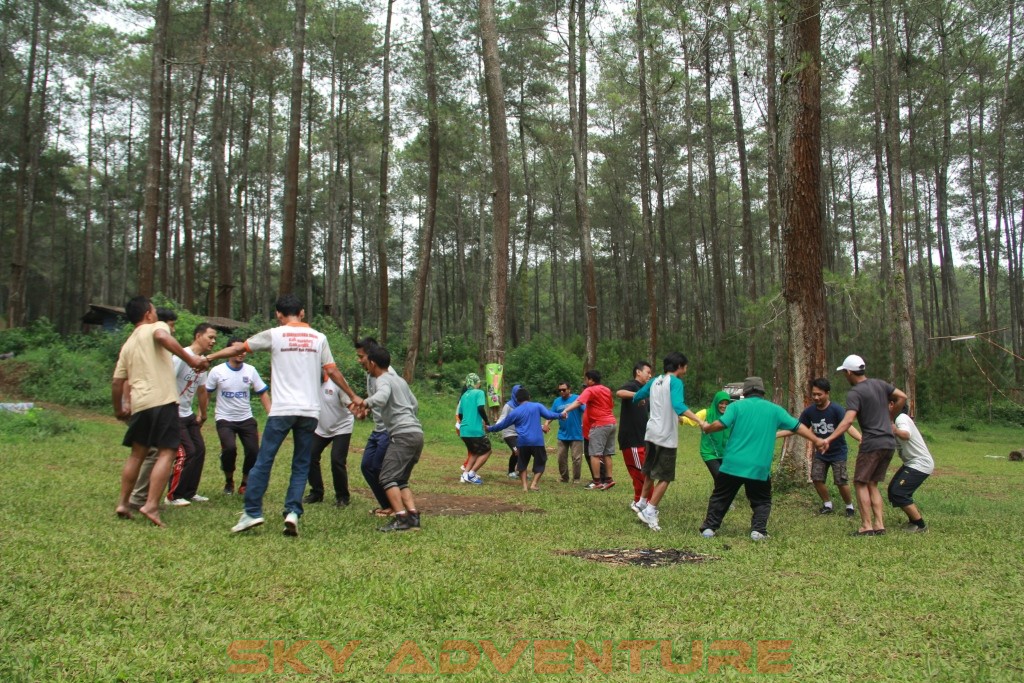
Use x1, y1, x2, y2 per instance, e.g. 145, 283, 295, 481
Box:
138, 0, 170, 298
405, 0, 441, 380
480, 0, 511, 369
569, 0, 598, 370
279, 0, 306, 296
179, 0, 212, 311
727, 1, 756, 373
378, 0, 394, 343
212, 56, 233, 317
6, 0, 41, 325
635, 0, 658, 363
83, 70, 96, 314
778, 0, 825, 485
880, 0, 916, 411
703, 8, 727, 340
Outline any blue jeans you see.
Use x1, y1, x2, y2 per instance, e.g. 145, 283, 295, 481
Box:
361, 430, 390, 508
244, 415, 317, 518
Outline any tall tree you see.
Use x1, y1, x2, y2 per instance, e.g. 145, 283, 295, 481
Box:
279, 0, 306, 296
480, 0, 511, 369
568, 0, 598, 369
880, 0, 916, 409
778, 0, 826, 483
635, 0, 658, 363
404, 0, 440, 380
377, 0, 394, 344
138, 0, 170, 298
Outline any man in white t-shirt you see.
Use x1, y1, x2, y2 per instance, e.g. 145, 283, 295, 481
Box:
889, 404, 934, 532
204, 336, 271, 495
166, 323, 218, 506
207, 294, 363, 537
304, 373, 355, 507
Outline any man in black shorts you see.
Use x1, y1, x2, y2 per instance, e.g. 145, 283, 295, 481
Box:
112, 296, 208, 527
823, 354, 907, 536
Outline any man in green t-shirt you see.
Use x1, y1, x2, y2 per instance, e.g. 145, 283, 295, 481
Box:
457, 373, 491, 484
699, 377, 825, 541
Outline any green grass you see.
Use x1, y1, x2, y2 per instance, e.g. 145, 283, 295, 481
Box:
1, 397, 1023, 682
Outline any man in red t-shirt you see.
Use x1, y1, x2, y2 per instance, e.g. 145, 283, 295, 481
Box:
560, 370, 618, 490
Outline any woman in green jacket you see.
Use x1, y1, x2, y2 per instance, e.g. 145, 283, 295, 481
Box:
699, 390, 732, 481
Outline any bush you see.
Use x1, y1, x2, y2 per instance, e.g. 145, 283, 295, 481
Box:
988, 401, 1024, 427
505, 336, 583, 398
0, 318, 61, 356
19, 346, 113, 408
0, 407, 78, 438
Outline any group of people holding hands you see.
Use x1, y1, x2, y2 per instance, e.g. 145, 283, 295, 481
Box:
112, 293, 931, 540
455, 352, 932, 539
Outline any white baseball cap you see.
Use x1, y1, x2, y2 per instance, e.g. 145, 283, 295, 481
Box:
836, 354, 866, 372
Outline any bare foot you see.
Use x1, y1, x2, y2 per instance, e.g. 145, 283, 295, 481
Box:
115, 506, 133, 520
529, 487, 540, 492
138, 506, 167, 528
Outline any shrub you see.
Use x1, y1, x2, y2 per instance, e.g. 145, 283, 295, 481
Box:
505, 336, 583, 398
0, 407, 78, 438
19, 346, 112, 408
0, 318, 61, 356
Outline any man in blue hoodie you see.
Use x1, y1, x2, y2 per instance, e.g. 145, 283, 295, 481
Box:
489, 387, 563, 492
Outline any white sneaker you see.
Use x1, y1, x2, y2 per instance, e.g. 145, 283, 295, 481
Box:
629, 500, 645, 514
168, 498, 191, 507
507, 472, 519, 479
701, 528, 716, 538
231, 513, 264, 533
460, 472, 471, 483
283, 512, 299, 537
750, 531, 768, 541
190, 494, 209, 502
638, 506, 661, 531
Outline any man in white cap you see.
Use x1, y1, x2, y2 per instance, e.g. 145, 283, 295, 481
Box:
822, 354, 907, 536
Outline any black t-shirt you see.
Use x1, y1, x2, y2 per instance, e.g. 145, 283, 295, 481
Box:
617, 379, 649, 449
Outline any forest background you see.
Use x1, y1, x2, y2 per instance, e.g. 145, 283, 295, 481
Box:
1, 0, 1023, 454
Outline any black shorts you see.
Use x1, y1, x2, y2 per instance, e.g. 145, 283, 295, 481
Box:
461, 436, 492, 456
887, 465, 929, 507
516, 445, 548, 473
123, 402, 180, 450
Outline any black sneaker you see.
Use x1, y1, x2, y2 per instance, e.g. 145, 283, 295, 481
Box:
817, 505, 834, 515
845, 507, 856, 517
378, 514, 414, 532
223, 481, 234, 495
303, 493, 324, 504
407, 511, 421, 530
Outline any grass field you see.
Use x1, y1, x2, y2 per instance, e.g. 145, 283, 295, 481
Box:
1, 391, 1023, 682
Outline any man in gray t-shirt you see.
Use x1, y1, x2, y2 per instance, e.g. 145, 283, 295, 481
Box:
822, 354, 907, 536
358, 345, 424, 533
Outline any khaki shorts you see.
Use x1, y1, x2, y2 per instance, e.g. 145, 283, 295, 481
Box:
811, 457, 849, 486
641, 443, 677, 482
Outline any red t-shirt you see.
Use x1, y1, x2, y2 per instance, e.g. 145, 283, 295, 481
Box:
577, 385, 616, 427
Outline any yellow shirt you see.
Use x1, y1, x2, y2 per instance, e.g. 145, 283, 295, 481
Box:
112, 322, 178, 413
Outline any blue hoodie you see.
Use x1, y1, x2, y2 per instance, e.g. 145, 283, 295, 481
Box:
489, 400, 563, 447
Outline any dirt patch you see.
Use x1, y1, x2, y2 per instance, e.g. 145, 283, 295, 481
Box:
556, 548, 719, 567
351, 488, 544, 516
0, 360, 30, 398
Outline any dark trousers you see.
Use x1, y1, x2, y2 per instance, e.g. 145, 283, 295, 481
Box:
307, 432, 352, 502
168, 414, 205, 500
216, 418, 260, 482
504, 436, 519, 473
361, 430, 391, 508
704, 458, 722, 481
701, 472, 773, 535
